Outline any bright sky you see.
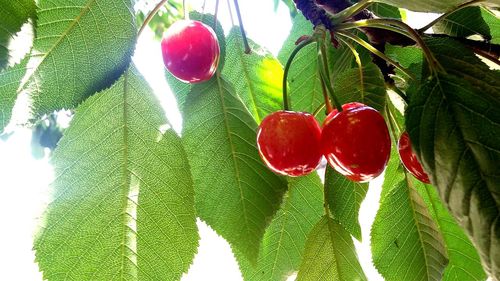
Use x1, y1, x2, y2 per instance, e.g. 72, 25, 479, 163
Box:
0, 1, 443, 280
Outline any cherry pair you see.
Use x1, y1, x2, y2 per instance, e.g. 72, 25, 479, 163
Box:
257, 102, 390, 182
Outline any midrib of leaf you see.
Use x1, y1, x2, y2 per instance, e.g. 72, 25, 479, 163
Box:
216, 74, 252, 242
406, 176, 434, 280
233, 34, 262, 123
269, 191, 292, 279
327, 219, 342, 277
119, 70, 135, 280
20, 0, 96, 92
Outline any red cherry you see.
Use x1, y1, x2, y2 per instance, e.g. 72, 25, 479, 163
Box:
161, 20, 220, 83
257, 111, 322, 177
398, 132, 431, 184
321, 102, 391, 182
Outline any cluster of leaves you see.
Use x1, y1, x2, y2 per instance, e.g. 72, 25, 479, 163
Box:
0, 0, 499, 280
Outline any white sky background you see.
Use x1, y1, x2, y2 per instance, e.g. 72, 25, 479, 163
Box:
0, 2, 447, 280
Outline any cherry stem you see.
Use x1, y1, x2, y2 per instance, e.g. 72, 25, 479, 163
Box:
233, 0, 251, 54
418, 0, 486, 33
318, 38, 343, 112
337, 31, 416, 80
328, 0, 372, 24
335, 19, 444, 76
138, 0, 170, 37
282, 38, 315, 111
214, 0, 220, 29
319, 69, 334, 114
313, 103, 327, 117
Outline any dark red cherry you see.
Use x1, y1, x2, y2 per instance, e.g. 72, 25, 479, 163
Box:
257, 111, 322, 177
398, 131, 431, 184
161, 20, 220, 83
321, 102, 391, 182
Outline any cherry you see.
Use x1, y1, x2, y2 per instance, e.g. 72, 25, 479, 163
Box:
161, 20, 220, 83
257, 111, 322, 177
398, 131, 431, 184
321, 102, 391, 182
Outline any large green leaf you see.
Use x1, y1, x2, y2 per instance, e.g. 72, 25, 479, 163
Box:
16, 0, 136, 118
297, 216, 367, 281
417, 182, 487, 281
222, 27, 283, 124
433, 7, 491, 39
34, 66, 199, 280
372, 0, 500, 12
406, 37, 500, 277
333, 62, 387, 113
372, 142, 448, 281
371, 176, 448, 281
325, 167, 368, 241
0, 0, 36, 69
238, 174, 324, 281
181, 77, 288, 263
277, 14, 323, 118
0, 59, 28, 134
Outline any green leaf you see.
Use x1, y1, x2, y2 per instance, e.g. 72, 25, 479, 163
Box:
481, 8, 500, 44
238, 174, 324, 281
20, 0, 137, 117
222, 27, 283, 124
325, 167, 368, 241
372, 0, 500, 12
274, 0, 298, 17
417, 182, 487, 281
34, 66, 199, 280
333, 62, 387, 113
371, 177, 448, 281
0, 0, 36, 69
433, 7, 491, 39
405, 71, 500, 277
297, 216, 367, 281
181, 77, 287, 263
0, 59, 28, 134
278, 14, 323, 118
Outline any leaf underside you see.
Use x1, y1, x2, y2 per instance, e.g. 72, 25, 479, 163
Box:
34, 66, 199, 281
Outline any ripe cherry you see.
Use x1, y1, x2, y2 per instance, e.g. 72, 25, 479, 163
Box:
161, 20, 220, 83
257, 111, 322, 177
321, 102, 391, 182
398, 132, 431, 184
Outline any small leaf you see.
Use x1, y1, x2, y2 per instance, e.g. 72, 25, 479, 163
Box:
372, 0, 500, 12
222, 27, 283, 124
0, 0, 36, 69
181, 77, 287, 263
368, 3, 402, 19
333, 62, 387, 112
20, 0, 137, 117
34, 66, 199, 280
481, 8, 500, 44
372, 177, 448, 281
0, 58, 28, 134
417, 181, 487, 281
238, 174, 324, 281
297, 216, 367, 281
325, 167, 368, 241
433, 7, 491, 39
